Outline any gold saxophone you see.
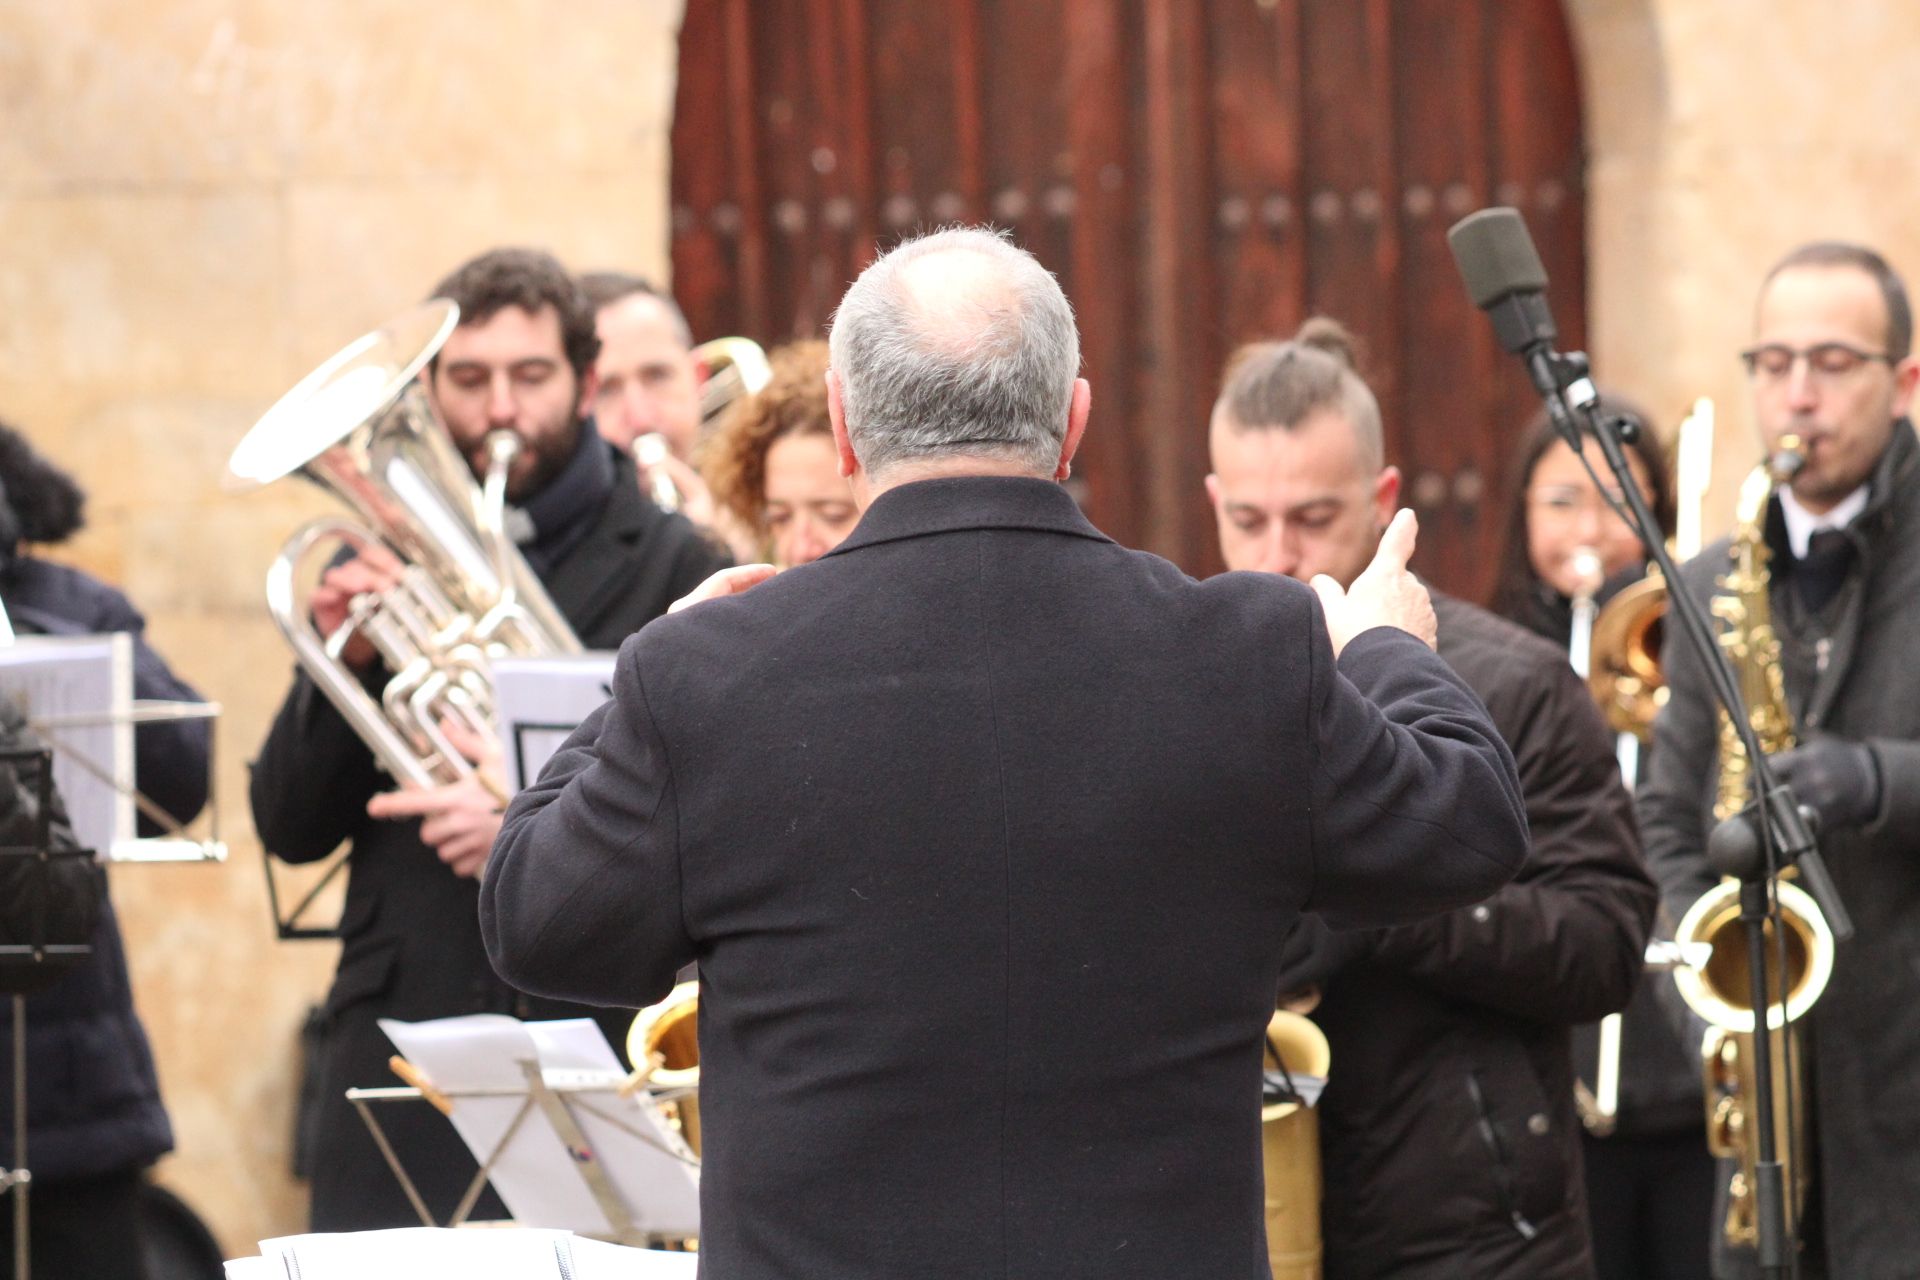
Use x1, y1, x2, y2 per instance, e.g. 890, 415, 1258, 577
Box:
1263, 1005, 1331, 1280
1671, 433, 1836, 1249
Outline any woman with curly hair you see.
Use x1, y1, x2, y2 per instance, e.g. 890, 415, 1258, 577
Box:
701, 340, 857, 567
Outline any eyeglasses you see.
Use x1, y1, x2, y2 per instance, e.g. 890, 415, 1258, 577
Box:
1527, 484, 1630, 521
1740, 342, 1892, 383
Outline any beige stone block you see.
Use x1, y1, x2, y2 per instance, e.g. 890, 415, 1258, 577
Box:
0, 0, 685, 193
283, 170, 673, 356
0, 190, 288, 402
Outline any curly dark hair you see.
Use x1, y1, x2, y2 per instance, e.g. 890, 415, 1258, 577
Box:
0, 420, 85, 548
428, 247, 601, 379
700, 341, 831, 535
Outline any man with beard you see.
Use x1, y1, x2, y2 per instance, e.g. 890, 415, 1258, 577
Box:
249, 247, 727, 1231
1638, 242, 1920, 1277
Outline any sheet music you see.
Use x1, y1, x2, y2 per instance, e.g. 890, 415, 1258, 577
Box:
492, 654, 617, 792
226, 1228, 699, 1279
378, 1015, 700, 1238
0, 634, 132, 857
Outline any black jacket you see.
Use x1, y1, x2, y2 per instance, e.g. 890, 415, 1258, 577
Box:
482, 477, 1531, 1280
249, 443, 724, 1231
1638, 420, 1920, 1277
0, 556, 208, 1182
1281, 593, 1655, 1279
1503, 574, 1708, 1139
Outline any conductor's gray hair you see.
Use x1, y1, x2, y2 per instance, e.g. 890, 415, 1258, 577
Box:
827, 227, 1080, 480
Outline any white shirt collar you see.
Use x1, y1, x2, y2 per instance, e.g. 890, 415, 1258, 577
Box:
1778, 483, 1869, 558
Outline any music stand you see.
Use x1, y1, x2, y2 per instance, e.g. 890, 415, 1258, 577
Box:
0, 746, 96, 1280
349, 1059, 702, 1251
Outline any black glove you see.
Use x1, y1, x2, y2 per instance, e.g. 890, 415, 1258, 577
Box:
1770, 737, 1882, 833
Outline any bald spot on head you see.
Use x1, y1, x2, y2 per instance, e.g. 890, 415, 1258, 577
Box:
892, 245, 1025, 359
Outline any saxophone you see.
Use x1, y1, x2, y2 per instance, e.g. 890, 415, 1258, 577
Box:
1671, 434, 1836, 1249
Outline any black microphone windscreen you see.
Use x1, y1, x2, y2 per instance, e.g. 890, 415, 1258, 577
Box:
1447, 208, 1549, 309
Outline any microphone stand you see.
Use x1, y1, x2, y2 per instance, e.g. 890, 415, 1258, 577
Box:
1518, 347, 1853, 1280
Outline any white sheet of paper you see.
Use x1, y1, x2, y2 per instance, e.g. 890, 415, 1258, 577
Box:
254, 1226, 570, 1279
491, 653, 618, 791
377, 1015, 700, 1238
0, 634, 132, 859
568, 1236, 701, 1279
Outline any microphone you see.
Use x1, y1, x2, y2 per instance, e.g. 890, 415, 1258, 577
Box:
1447, 207, 1557, 355
1447, 206, 1583, 446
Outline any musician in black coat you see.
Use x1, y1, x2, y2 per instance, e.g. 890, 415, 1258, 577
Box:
1205, 320, 1657, 1279
482, 228, 1532, 1280
248, 250, 724, 1232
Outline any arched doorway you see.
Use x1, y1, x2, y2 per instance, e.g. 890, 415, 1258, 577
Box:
669, 0, 1585, 596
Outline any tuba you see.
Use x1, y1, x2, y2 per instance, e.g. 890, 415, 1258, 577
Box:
632, 336, 773, 514
227, 300, 582, 793
1670, 433, 1835, 1249
1262, 1008, 1331, 1280
625, 982, 702, 1159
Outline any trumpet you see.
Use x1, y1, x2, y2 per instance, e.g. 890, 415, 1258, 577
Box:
631, 336, 773, 514
227, 300, 582, 793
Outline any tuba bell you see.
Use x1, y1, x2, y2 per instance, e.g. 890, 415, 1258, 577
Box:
227, 300, 583, 793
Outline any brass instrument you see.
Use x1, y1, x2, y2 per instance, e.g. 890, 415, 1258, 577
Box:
1671, 433, 1835, 1249
625, 982, 702, 1159
226, 300, 583, 792
1585, 397, 1715, 743
1262, 1008, 1331, 1280
632, 336, 773, 514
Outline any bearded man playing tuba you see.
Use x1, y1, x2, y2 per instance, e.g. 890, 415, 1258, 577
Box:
249, 248, 727, 1233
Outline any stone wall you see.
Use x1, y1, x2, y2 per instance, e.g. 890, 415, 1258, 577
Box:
1572, 0, 1920, 524
0, 0, 685, 1253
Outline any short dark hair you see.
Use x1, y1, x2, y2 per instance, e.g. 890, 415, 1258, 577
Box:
576, 271, 694, 348
428, 248, 601, 379
1762, 241, 1913, 361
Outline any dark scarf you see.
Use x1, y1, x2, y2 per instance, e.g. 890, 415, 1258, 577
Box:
512, 418, 616, 576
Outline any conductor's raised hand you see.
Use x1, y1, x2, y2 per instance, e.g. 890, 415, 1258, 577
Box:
668, 563, 779, 614
1310, 509, 1436, 657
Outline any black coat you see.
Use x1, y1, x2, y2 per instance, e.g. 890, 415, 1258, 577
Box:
0, 556, 209, 1182
1279, 594, 1655, 1279
1502, 577, 1709, 1140
249, 447, 725, 1232
1638, 420, 1920, 1277
482, 476, 1532, 1280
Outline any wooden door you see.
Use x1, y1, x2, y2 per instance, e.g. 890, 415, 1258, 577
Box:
670, 0, 1585, 597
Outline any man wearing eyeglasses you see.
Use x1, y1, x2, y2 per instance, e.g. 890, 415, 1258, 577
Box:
1638, 242, 1920, 1278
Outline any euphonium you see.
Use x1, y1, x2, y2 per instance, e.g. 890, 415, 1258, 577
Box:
632, 336, 773, 513
625, 982, 701, 1159
1262, 1008, 1331, 1280
1671, 433, 1835, 1249
226, 300, 583, 792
